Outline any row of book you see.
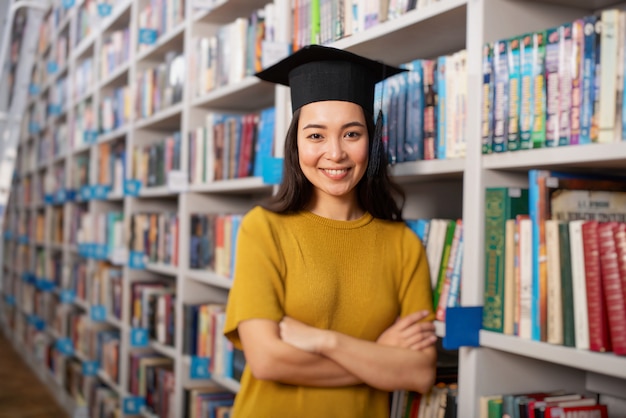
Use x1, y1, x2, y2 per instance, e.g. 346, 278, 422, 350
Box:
482, 10, 626, 154
100, 85, 132, 133
128, 351, 175, 417
189, 213, 243, 279
138, 0, 185, 54
130, 280, 176, 347
37, 4, 70, 56
77, 211, 124, 255
480, 391, 609, 418
184, 388, 234, 418
74, 57, 95, 102
135, 52, 184, 120
101, 28, 130, 81
132, 133, 182, 189
129, 212, 179, 267
75, 0, 99, 46
376, 50, 467, 164
483, 170, 626, 355
188, 107, 275, 184
97, 139, 126, 195
391, 382, 458, 418
407, 218, 463, 321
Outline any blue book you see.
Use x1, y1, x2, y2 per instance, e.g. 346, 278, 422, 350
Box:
507, 36, 521, 151
436, 55, 447, 159
405, 59, 424, 161
396, 73, 408, 163
519, 33, 534, 150
492, 40, 509, 152
253, 107, 276, 178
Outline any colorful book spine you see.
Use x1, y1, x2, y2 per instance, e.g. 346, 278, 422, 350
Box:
570, 19, 584, 146
507, 37, 521, 151
580, 16, 597, 144
519, 33, 534, 150
531, 31, 547, 149
482, 43, 494, 154
545, 27, 560, 147
492, 40, 509, 152
558, 23, 573, 146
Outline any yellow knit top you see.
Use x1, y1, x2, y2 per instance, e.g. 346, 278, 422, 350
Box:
224, 206, 434, 418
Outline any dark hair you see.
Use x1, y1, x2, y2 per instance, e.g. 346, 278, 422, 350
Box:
261, 107, 405, 221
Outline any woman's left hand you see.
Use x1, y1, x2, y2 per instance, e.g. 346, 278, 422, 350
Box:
279, 316, 331, 353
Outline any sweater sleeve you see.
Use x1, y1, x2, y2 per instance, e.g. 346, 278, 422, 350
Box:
398, 226, 436, 322
224, 208, 286, 349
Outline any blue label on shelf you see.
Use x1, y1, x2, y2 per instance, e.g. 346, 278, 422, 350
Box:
138, 28, 158, 45
128, 251, 146, 270
28, 121, 40, 135
44, 194, 54, 204
93, 184, 110, 200
4, 295, 16, 306
55, 189, 67, 203
36, 279, 56, 292
48, 104, 62, 116
62, 0, 75, 9
18, 235, 29, 245
29, 84, 40, 95
79, 186, 93, 201
130, 328, 148, 347
21, 272, 35, 284
190, 356, 211, 379
60, 289, 76, 304
123, 179, 141, 196
47, 61, 58, 74
262, 157, 284, 185
84, 130, 99, 144
122, 397, 145, 415
55, 338, 74, 355
82, 360, 99, 376
27, 314, 46, 331
90, 305, 106, 322
3, 231, 13, 240
94, 243, 108, 260
97, 3, 112, 17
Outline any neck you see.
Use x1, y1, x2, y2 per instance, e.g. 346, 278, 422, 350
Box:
306, 194, 364, 221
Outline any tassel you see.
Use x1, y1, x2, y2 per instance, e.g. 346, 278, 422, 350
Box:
367, 109, 384, 179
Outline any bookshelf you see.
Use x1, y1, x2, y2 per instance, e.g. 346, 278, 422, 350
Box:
1, 0, 626, 417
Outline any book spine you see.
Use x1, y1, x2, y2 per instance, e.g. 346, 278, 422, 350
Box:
519, 33, 534, 150
580, 16, 597, 145
598, 9, 619, 143
570, 19, 584, 145
545, 219, 563, 345
507, 37, 521, 151
531, 31, 547, 149
558, 221, 576, 347
482, 43, 494, 154
545, 28, 560, 147
558, 23, 573, 146
492, 40, 509, 152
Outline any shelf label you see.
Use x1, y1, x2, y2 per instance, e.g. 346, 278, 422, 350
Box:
167, 170, 188, 192
18, 235, 29, 245
79, 185, 93, 201
94, 243, 108, 260
21, 272, 35, 284
62, 0, 75, 9
90, 305, 107, 322
4, 295, 16, 306
55, 189, 67, 203
138, 28, 158, 45
48, 104, 62, 116
36, 279, 56, 292
44, 194, 54, 204
82, 360, 99, 376
97, 3, 112, 17
262, 41, 292, 69
190, 356, 211, 379
3, 231, 13, 240
93, 184, 111, 200
28, 121, 40, 135
84, 130, 99, 144
110, 247, 128, 265
130, 328, 148, 347
122, 397, 145, 415
123, 179, 141, 196
60, 289, 76, 304
128, 251, 146, 270
27, 314, 46, 331
56, 337, 74, 355
261, 157, 284, 185
29, 84, 40, 95
47, 61, 58, 74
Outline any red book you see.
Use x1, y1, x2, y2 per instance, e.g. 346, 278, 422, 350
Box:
545, 404, 608, 418
581, 221, 611, 352
613, 222, 626, 354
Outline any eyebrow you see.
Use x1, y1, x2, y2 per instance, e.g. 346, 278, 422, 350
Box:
302, 121, 366, 130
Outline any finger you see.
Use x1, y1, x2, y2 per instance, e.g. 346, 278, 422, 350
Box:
394, 310, 431, 330
409, 335, 438, 351
400, 323, 435, 339
403, 330, 436, 346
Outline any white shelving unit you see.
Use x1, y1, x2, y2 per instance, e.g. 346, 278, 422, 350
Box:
1, 0, 626, 417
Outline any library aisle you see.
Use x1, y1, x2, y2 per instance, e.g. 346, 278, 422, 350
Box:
0, 331, 68, 418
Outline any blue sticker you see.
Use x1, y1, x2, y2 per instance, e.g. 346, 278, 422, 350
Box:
97, 3, 112, 17
93, 184, 110, 200
261, 157, 284, 185
123, 179, 141, 196
82, 360, 99, 376
47, 61, 58, 74
62, 0, 75, 9
60, 289, 76, 304
190, 356, 211, 379
128, 251, 146, 270
138, 28, 158, 45
94, 244, 108, 260
122, 397, 145, 415
28, 315, 46, 331
48, 104, 62, 116
37, 279, 56, 292
29, 84, 40, 95
3, 231, 13, 240
56, 338, 74, 355
22, 272, 35, 284
90, 305, 106, 322
84, 130, 99, 144
4, 295, 16, 306
55, 189, 66, 203
18, 235, 29, 245
80, 186, 92, 201
44, 194, 54, 204
28, 121, 40, 135
130, 328, 148, 347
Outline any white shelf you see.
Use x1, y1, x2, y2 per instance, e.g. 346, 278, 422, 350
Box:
145, 262, 178, 277
193, 0, 271, 24
135, 22, 186, 63
435, 320, 445, 338
184, 269, 232, 289
213, 375, 241, 393
483, 142, 626, 172
480, 331, 626, 380
138, 186, 178, 198
149, 340, 177, 359
134, 102, 184, 130
98, 125, 130, 145
72, 32, 97, 61
192, 76, 275, 111
99, 60, 131, 89
390, 158, 465, 183
97, 369, 122, 394
188, 177, 273, 194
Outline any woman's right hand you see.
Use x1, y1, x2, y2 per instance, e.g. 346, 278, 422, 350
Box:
376, 311, 437, 351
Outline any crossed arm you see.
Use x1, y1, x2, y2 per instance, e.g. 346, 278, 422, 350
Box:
238, 311, 437, 394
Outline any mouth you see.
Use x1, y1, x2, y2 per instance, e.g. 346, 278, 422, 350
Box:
321, 168, 350, 176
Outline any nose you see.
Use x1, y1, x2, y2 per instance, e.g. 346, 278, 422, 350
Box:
326, 137, 346, 161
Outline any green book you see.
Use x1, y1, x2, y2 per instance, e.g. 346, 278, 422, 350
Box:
433, 220, 457, 310
558, 221, 576, 347
483, 187, 529, 332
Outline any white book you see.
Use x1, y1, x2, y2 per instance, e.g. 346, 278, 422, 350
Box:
569, 220, 589, 350
597, 9, 620, 143
519, 217, 532, 339
545, 219, 563, 345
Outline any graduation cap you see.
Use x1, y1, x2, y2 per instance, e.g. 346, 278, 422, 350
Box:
255, 44, 406, 115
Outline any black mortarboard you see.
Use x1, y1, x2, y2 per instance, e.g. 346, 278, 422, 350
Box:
255, 44, 406, 115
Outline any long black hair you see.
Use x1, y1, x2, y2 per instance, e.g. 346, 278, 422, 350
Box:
261, 107, 405, 222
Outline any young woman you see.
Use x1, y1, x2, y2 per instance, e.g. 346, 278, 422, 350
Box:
223, 45, 437, 418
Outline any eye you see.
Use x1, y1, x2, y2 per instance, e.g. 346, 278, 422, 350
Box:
307, 133, 323, 140
344, 131, 362, 139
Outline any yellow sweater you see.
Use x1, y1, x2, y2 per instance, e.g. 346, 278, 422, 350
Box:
224, 206, 433, 418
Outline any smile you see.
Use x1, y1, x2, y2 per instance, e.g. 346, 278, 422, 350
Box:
321, 168, 349, 175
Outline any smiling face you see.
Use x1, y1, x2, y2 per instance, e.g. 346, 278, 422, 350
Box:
297, 100, 369, 213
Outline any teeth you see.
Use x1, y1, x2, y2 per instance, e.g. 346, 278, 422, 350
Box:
325, 169, 347, 175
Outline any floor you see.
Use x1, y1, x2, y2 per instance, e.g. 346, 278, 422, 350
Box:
0, 330, 68, 418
